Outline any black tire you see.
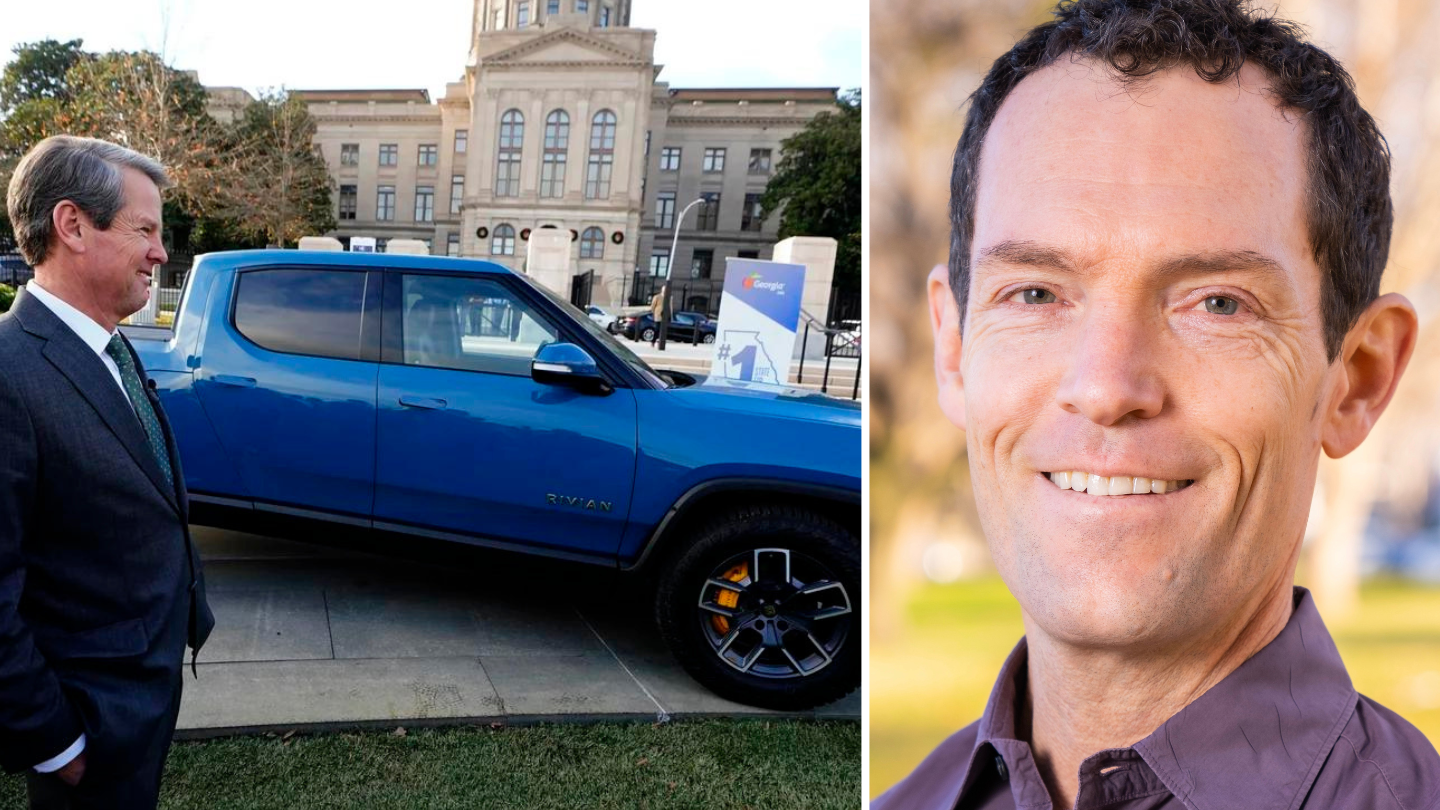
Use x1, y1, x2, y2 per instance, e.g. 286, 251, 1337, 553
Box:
641, 327, 657, 342
654, 504, 859, 710
702, 333, 716, 344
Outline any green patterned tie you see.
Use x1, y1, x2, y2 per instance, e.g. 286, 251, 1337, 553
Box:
105, 334, 174, 490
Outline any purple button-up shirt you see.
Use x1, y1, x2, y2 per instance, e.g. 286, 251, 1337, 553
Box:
875, 588, 1440, 809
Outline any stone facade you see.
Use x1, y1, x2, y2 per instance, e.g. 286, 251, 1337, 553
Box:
261, 0, 836, 309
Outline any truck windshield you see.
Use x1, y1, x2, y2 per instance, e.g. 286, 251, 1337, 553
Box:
517, 274, 671, 389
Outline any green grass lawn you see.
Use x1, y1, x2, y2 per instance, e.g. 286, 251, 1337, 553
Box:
870, 576, 1440, 799
1, 719, 859, 809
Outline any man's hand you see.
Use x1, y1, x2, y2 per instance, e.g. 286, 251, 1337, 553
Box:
55, 751, 85, 786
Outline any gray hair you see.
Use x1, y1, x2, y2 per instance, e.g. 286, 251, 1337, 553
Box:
6, 135, 171, 265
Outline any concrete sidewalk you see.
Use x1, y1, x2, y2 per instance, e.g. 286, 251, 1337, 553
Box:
179, 528, 860, 736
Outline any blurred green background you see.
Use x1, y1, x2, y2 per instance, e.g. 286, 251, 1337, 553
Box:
869, 577, 1440, 798
869, 0, 1440, 799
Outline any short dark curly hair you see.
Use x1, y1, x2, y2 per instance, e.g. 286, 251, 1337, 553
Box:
949, 0, 1391, 361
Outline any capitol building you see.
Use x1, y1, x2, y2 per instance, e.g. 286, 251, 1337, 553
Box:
209, 0, 839, 310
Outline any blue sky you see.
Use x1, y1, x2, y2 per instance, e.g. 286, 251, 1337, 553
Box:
0, 0, 862, 99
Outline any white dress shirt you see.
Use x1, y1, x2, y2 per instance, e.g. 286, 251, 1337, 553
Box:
20, 281, 130, 773
25, 281, 131, 406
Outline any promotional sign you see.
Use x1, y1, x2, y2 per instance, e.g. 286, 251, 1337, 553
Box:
349, 236, 377, 253
706, 258, 806, 387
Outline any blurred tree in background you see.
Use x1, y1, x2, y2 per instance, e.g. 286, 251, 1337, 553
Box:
0, 40, 332, 252
762, 89, 861, 290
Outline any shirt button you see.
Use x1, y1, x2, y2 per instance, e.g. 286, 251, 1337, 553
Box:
995, 755, 1009, 781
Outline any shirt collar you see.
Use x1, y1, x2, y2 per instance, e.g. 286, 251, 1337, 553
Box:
960, 587, 1357, 810
24, 280, 116, 358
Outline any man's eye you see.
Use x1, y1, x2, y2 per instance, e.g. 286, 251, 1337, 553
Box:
1202, 296, 1240, 315
1010, 288, 1056, 305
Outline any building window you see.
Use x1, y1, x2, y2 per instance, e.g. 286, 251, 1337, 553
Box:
742, 193, 764, 231
418, 144, 438, 167
541, 110, 569, 198
379, 143, 398, 166
376, 185, 395, 220
447, 233, 460, 256
495, 109, 524, 197
748, 148, 772, 174
598, 5, 610, 26
491, 224, 516, 256
702, 147, 726, 173
450, 174, 465, 214
518, 0, 530, 26
585, 110, 616, 199
659, 146, 680, 171
338, 184, 357, 220
579, 227, 604, 259
655, 191, 675, 229
696, 191, 720, 230
454, 129, 468, 152
340, 143, 359, 166
577, 0, 588, 11
691, 249, 714, 279
649, 249, 669, 277
547, 0, 559, 12
414, 186, 434, 222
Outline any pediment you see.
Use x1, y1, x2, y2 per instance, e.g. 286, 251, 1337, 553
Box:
486, 29, 644, 66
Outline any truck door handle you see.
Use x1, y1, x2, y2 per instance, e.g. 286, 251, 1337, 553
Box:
214, 375, 256, 388
399, 396, 447, 410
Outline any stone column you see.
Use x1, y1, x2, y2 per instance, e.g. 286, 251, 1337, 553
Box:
524, 228, 575, 299
772, 236, 838, 358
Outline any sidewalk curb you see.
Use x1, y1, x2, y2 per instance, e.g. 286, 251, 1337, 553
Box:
173, 710, 860, 742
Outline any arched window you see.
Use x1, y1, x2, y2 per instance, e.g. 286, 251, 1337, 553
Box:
541, 110, 570, 198
579, 226, 604, 259
585, 110, 616, 199
491, 223, 516, 256
495, 110, 524, 197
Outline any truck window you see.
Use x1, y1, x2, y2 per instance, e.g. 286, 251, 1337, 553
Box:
234, 269, 367, 360
400, 274, 559, 376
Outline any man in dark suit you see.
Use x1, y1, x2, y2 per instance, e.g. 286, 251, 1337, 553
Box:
0, 135, 214, 808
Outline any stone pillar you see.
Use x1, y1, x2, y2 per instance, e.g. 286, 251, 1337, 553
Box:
771, 236, 838, 358
524, 228, 574, 299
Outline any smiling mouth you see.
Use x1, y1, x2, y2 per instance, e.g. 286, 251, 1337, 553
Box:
1042, 471, 1195, 496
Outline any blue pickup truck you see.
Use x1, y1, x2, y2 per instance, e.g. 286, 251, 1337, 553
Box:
125, 250, 860, 709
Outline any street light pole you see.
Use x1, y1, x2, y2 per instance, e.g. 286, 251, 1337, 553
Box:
658, 197, 706, 351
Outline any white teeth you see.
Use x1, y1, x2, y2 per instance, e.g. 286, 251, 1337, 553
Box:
1087, 474, 1106, 497
1047, 471, 1188, 496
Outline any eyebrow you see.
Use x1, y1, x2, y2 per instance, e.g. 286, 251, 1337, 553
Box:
975, 239, 1286, 279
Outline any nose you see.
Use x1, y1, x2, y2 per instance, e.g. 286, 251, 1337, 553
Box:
150, 235, 168, 267
1054, 304, 1165, 426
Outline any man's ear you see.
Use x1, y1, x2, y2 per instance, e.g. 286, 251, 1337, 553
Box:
929, 264, 967, 430
1321, 292, 1418, 458
50, 200, 87, 255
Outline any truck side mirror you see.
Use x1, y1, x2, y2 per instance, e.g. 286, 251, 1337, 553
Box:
532, 343, 611, 394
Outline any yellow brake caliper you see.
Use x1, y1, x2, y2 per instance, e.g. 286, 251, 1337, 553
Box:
712, 562, 749, 635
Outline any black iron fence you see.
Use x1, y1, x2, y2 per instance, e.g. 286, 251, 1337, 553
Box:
1, 252, 34, 287
797, 314, 862, 400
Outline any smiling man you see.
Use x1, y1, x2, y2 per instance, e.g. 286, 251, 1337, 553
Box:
874, 2, 1438, 809
1, 136, 212, 809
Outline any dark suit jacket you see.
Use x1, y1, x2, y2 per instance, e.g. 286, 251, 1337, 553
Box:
0, 288, 214, 779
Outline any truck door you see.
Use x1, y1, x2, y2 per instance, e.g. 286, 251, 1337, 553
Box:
193, 266, 380, 518
372, 271, 637, 558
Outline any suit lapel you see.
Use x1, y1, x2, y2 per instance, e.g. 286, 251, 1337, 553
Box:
13, 290, 181, 514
